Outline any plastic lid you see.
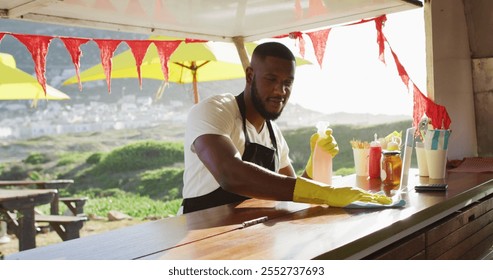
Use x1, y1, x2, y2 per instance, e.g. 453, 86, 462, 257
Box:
387, 136, 400, 151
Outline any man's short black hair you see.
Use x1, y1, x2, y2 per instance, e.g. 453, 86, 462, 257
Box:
252, 42, 295, 62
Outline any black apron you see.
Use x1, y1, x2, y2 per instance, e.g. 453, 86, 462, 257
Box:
182, 92, 279, 213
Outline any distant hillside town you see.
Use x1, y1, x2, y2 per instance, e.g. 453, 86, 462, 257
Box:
0, 88, 409, 140
0, 94, 186, 140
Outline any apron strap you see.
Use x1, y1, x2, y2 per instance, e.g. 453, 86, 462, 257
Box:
235, 92, 278, 151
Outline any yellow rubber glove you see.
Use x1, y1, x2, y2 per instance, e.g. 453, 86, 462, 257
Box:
305, 129, 339, 178
293, 177, 392, 207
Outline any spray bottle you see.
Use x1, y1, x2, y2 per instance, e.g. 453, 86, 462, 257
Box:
369, 133, 382, 179
312, 121, 333, 185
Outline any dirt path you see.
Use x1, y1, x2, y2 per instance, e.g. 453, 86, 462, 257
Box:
0, 219, 146, 257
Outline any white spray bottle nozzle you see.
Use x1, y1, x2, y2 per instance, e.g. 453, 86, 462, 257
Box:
316, 121, 330, 137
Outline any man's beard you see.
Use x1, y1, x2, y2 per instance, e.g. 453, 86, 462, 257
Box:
251, 77, 284, 121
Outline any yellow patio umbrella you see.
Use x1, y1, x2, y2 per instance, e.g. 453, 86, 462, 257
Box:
63, 36, 311, 103
0, 53, 70, 101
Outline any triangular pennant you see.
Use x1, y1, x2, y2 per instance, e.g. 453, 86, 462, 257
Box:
0, 33, 6, 43
388, 42, 410, 87
413, 85, 451, 130
412, 84, 425, 131
13, 34, 53, 95
153, 40, 182, 81
375, 15, 387, 64
306, 28, 331, 68
94, 39, 122, 93
125, 40, 153, 89
59, 37, 90, 91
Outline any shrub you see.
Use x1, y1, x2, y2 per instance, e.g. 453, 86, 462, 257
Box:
56, 153, 88, 167
23, 152, 51, 164
86, 152, 104, 164
94, 188, 127, 198
137, 167, 184, 199
28, 171, 43, 180
90, 141, 183, 174
0, 164, 28, 180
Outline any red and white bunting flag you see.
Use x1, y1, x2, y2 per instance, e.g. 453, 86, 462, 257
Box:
94, 39, 122, 93
153, 40, 182, 82
59, 37, 90, 91
306, 28, 331, 68
13, 34, 53, 95
126, 40, 153, 89
375, 15, 387, 65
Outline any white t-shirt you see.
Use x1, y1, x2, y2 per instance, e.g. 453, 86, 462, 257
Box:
182, 93, 291, 199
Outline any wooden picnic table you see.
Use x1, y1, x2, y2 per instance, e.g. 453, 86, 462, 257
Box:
0, 180, 74, 215
6, 169, 493, 260
0, 189, 56, 251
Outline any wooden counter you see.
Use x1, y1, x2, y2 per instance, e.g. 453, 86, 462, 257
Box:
6, 169, 493, 260
141, 171, 493, 260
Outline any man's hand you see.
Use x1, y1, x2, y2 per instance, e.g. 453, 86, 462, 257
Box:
305, 129, 339, 178
293, 177, 392, 207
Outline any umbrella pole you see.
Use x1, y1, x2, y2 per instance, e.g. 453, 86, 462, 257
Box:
193, 76, 199, 104
233, 36, 250, 71
192, 62, 199, 103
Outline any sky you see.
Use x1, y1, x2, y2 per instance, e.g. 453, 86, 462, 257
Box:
267, 8, 426, 116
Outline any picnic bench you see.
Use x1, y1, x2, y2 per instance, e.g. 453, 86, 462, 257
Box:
34, 214, 87, 241
58, 197, 88, 216
0, 189, 56, 250
0, 180, 88, 248
0, 180, 87, 216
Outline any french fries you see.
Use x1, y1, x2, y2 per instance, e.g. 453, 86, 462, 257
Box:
350, 139, 370, 149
